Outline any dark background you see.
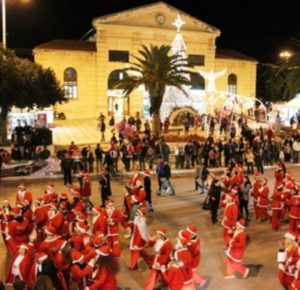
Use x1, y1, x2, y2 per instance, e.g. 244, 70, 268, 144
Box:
5, 0, 299, 63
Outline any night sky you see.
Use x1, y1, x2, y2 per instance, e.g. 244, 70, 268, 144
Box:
5, 0, 299, 63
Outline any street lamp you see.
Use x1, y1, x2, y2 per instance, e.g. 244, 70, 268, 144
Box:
2, 0, 30, 49
279, 50, 293, 63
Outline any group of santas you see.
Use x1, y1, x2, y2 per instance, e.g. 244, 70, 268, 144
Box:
0, 182, 122, 290
252, 163, 300, 233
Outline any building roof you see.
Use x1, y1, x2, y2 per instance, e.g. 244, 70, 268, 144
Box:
216, 49, 257, 62
34, 40, 96, 52
92, 1, 220, 34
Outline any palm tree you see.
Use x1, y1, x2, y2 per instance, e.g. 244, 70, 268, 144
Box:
278, 38, 300, 100
115, 44, 192, 135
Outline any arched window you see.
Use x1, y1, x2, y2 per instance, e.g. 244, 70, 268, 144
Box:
64, 68, 77, 99
108, 69, 127, 89
190, 73, 205, 90
107, 70, 129, 116
228, 73, 237, 94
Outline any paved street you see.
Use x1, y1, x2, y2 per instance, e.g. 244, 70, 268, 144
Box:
0, 167, 292, 290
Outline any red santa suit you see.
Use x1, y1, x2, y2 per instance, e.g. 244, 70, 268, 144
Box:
16, 184, 33, 207
47, 207, 64, 235
91, 207, 107, 235
32, 203, 50, 246
225, 219, 249, 278
278, 233, 299, 289
106, 201, 121, 257
144, 228, 173, 290
222, 196, 238, 247
288, 194, 300, 233
275, 164, 285, 182
257, 180, 270, 221
85, 245, 117, 290
161, 261, 184, 290
252, 176, 262, 219
291, 264, 300, 290
5, 236, 34, 285
173, 238, 193, 287
81, 173, 92, 198
129, 209, 149, 269
271, 185, 285, 231
71, 222, 90, 251
70, 250, 95, 290
8, 211, 33, 246
0, 203, 13, 246
186, 225, 206, 287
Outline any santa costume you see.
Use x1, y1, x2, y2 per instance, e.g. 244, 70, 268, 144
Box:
225, 219, 250, 279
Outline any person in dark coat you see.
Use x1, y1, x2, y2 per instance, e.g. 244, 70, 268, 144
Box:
60, 153, 73, 185
144, 169, 153, 211
208, 175, 222, 224
98, 168, 112, 207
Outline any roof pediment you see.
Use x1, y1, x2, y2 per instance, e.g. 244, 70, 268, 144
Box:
92, 1, 220, 34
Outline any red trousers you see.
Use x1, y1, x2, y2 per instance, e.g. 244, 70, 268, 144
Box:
226, 257, 248, 277
272, 209, 282, 231
107, 235, 121, 257
257, 206, 270, 220
254, 201, 259, 219
130, 249, 149, 269
289, 218, 299, 234
144, 269, 165, 290
278, 270, 294, 289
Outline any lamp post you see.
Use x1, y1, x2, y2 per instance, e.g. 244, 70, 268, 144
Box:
279, 50, 293, 63
2, 0, 6, 49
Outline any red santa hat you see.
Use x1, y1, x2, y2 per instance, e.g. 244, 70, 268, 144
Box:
45, 225, 56, 236
12, 207, 22, 216
59, 201, 68, 210
135, 179, 143, 188
186, 225, 198, 236
236, 219, 246, 229
93, 234, 105, 248
18, 183, 26, 189
71, 250, 84, 264
76, 213, 87, 223
276, 182, 284, 190
36, 252, 48, 262
178, 230, 191, 243
76, 222, 88, 233
286, 171, 294, 181
254, 171, 261, 179
144, 169, 151, 177
71, 186, 81, 198
98, 245, 110, 256
59, 193, 68, 200
178, 237, 189, 247
47, 182, 55, 191
156, 227, 168, 237
284, 232, 296, 241
105, 199, 114, 207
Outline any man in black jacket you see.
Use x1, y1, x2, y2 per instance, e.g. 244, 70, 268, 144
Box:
60, 153, 73, 185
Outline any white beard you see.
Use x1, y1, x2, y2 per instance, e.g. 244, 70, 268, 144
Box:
154, 239, 164, 253
135, 216, 149, 241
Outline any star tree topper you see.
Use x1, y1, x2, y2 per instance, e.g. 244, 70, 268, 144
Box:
172, 14, 185, 32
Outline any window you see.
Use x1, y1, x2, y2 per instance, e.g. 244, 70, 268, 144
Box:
228, 73, 237, 94
190, 73, 205, 90
109, 50, 129, 62
64, 68, 77, 99
108, 70, 128, 89
188, 54, 205, 66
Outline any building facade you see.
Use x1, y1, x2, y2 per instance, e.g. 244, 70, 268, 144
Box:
34, 2, 257, 120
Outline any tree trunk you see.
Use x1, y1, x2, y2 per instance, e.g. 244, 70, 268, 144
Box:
152, 111, 161, 136
0, 108, 8, 145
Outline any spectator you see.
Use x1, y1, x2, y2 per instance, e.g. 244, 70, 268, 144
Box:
33, 275, 54, 290
208, 175, 222, 225
239, 176, 252, 221
95, 144, 103, 172
13, 280, 28, 290
61, 152, 73, 185
87, 151, 95, 173
100, 120, 106, 141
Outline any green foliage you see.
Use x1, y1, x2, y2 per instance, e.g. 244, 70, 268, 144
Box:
115, 44, 192, 115
0, 48, 67, 144
278, 38, 300, 100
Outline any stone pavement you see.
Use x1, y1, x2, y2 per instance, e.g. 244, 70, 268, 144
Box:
0, 167, 295, 290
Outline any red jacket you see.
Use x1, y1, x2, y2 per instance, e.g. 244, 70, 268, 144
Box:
16, 190, 33, 206
87, 266, 117, 290
222, 202, 238, 230
106, 209, 120, 237
257, 185, 270, 207
147, 238, 173, 269
162, 263, 184, 290
272, 191, 285, 210
47, 211, 64, 234
8, 218, 33, 246
174, 247, 193, 284
70, 263, 92, 289
188, 236, 201, 270
289, 195, 300, 219
227, 230, 246, 263
130, 216, 148, 251
92, 213, 107, 235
